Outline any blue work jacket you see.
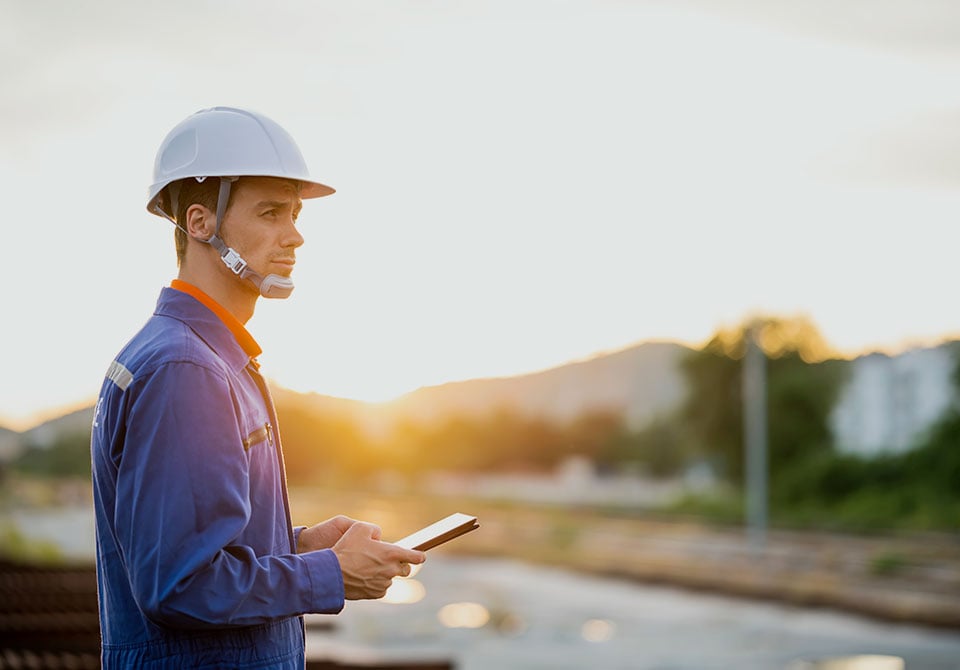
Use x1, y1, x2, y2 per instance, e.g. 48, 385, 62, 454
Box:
91, 286, 344, 669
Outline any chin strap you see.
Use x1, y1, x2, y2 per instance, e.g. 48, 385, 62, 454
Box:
157, 177, 294, 299
206, 235, 294, 299
207, 178, 294, 299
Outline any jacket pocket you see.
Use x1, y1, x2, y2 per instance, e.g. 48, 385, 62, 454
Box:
242, 422, 273, 452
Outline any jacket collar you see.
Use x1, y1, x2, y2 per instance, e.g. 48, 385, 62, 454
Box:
156, 284, 262, 374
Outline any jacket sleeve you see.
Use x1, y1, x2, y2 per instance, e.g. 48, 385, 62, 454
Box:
113, 361, 344, 628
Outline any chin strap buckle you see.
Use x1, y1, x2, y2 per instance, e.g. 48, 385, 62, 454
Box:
220, 247, 248, 275
208, 234, 248, 276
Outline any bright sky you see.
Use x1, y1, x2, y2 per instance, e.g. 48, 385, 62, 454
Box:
2, 0, 960, 431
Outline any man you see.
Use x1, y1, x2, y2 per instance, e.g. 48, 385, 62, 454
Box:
90, 107, 425, 669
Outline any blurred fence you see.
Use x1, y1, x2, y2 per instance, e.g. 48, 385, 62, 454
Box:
0, 559, 100, 669
0, 560, 451, 670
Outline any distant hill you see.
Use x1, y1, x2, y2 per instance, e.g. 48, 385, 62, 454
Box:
0, 407, 95, 463
4, 340, 692, 454
381, 340, 691, 430
0, 426, 19, 460
274, 340, 691, 436
20, 407, 95, 448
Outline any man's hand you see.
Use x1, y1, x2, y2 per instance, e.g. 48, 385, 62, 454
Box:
297, 515, 357, 553
331, 522, 427, 600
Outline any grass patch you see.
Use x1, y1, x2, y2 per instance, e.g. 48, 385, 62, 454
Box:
869, 550, 907, 577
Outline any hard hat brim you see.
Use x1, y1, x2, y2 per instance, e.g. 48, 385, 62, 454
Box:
300, 180, 336, 199
147, 175, 335, 218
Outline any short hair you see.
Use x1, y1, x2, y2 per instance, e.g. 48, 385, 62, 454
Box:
165, 178, 231, 265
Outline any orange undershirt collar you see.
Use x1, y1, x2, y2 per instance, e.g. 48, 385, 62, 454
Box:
171, 279, 263, 365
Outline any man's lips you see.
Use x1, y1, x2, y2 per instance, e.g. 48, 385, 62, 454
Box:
270, 257, 296, 276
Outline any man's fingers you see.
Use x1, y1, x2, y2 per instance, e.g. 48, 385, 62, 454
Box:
341, 521, 382, 541
329, 515, 357, 534
334, 524, 430, 600
366, 523, 383, 541
397, 548, 426, 565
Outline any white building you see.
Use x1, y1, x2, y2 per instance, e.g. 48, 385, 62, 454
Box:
830, 345, 956, 455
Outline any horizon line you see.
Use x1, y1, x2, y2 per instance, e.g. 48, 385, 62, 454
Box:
5, 332, 958, 435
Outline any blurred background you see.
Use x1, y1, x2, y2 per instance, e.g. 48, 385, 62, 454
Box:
2, 1, 960, 668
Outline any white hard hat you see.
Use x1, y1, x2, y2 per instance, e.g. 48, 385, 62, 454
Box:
147, 106, 334, 217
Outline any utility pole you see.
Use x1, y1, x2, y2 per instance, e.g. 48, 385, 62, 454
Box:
743, 323, 768, 553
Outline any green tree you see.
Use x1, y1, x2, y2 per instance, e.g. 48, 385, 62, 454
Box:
13, 430, 92, 478
595, 416, 690, 477
679, 316, 848, 486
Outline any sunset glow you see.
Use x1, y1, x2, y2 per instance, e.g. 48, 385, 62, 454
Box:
3, 1, 960, 429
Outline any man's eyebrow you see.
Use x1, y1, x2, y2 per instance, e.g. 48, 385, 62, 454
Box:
256, 199, 301, 209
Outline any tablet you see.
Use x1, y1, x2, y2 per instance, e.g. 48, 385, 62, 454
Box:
393, 512, 480, 551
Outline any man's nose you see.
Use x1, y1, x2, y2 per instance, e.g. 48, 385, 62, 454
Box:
283, 217, 304, 248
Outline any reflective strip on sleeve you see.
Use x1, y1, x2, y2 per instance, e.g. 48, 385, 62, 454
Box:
106, 360, 133, 391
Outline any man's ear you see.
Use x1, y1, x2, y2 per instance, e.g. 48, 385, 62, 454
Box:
185, 204, 215, 242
